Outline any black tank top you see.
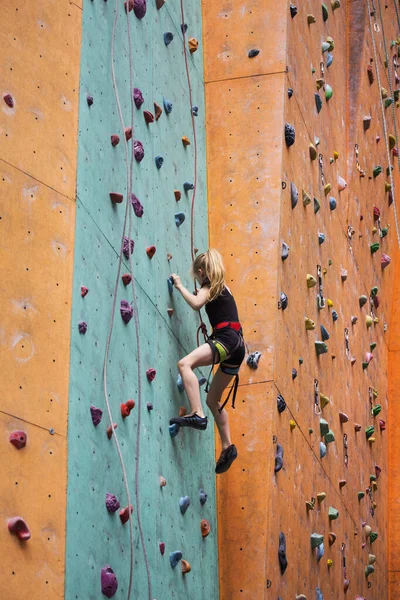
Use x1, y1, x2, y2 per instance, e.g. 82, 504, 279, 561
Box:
201, 278, 240, 329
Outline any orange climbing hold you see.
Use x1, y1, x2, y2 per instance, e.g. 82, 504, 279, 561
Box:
119, 504, 133, 525
174, 190, 182, 201
188, 37, 199, 53
179, 406, 187, 417
201, 519, 211, 537
154, 102, 162, 120
159, 476, 167, 487
146, 245, 156, 259
121, 400, 135, 419
182, 136, 191, 147
181, 559, 191, 574
107, 423, 118, 439
144, 110, 154, 124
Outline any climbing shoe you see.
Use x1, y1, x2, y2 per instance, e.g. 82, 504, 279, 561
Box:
215, 444, 238, 474
169, 413, 208, 430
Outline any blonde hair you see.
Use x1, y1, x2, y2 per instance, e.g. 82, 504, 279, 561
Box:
192, 249, 225, 302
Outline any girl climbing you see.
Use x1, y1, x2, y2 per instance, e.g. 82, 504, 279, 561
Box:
169, 249, 245, 474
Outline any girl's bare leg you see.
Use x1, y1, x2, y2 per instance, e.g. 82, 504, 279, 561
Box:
177, 343, 214, 418
206, 367, 234, 450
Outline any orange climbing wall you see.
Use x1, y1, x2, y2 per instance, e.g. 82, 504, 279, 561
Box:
204, 0, 398, 597
0, 1, 81, 598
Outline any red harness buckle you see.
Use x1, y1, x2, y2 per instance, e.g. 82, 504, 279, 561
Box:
214, 321, 241, 332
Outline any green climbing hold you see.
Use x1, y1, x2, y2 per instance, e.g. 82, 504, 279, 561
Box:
370, 242, 380, 254
359, 295, 368, 307
370, 532, 378, 543
328, 506, 339, 520
372, 404, 381, 417
309, 428, 313, 434
385, 98, 394, 108
299, 357, 304, 364
366, 426, 375, 439
324, 430, 335, 444
370, 342, 377, 351
325, 84, 333, 101
322, 4, 329, 20
365, 565, 375, 578
373, 166, 382, 178
320, 419, 329, 436
311, 533, 324, 549
381, 226, 389, 238
370, 474, 377, 482
315, 341, 328, 355
358, 491, 365, 501
371, 286, 379, 296
314, 197, 321, 213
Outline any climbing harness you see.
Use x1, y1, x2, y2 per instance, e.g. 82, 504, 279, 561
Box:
317, 265, 325, 310
314, 378, 322, 415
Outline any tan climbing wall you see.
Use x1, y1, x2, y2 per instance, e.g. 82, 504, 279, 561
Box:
0, 1, 81, 598
204, 0, 398, 597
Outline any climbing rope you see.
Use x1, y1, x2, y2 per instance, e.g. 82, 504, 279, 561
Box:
367, 0, 400, 247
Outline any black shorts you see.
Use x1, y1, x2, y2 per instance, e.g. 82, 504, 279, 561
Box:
207, 327, 245, 375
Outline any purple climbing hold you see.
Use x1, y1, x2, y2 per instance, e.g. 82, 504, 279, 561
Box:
101, 565, 118, 598
87, 95, 94, 106
120, 300, 133, 324
105, 493, 121, 513
90, 405, 103, 426
133, 0, 147, 19
133, 87, 144, 109
292, 368, 297, 380
381, 253, 391, 269
133, 140, 144, 162
123, 236, 134, 259
78, 321, 87, 334
131, 193, 144, 217
147, 402, 153, 411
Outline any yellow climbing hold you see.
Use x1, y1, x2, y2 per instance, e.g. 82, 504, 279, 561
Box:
309, 143, 317, 160
381, 87, 388, 98
331, 0, 340, 9
389, 134, 396, 150
372, 387, 379, 399
372, 481, 378, 491
385, 182, 392, 192
302, 189, 312, 206
368, 437, 376, 444
306, 274, 317, 288
290, 420, 297, 431
322, 267, 327, 275
305, 499, 315, 510
327, 298, 333, 307
366, 315, 373, 328
324, 183, 332, 196
316, 78, 325, 90
373, 316, 379, 324
372, 226, 377, 234
320, 393, 330, 408
327, 559, 333, 568
333, 151, 339, 160
317, 492, 326, 503
305, 317, 316, 330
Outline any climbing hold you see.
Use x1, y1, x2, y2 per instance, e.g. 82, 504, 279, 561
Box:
81, 286, 89, 298
339, 412, 349, 424
167, 308, 174, 317
328, 506, 339, 520
247, 353, 260, 370
299, 357, 304, 365
278, 292, 288, 310
324, 183, 331, 195
199, 489, 208, 505
125, 127, 132, 141
133, 140, 144, 162
170, 551, 183, 568
317, 492, 326, 503
326, 53, 333, 67
121, 273, 132, 286
311, 533, 324, 549
278, 532, 288, 574
366, 426, 375, 439
320, 419, 329, 436
277, 394, 286, 413
320, 442, 327, 458
192, 105, 199, 116
178, 406, 186, 417
120, 300, 133, 324
146, 368, 156, 382
159, 476, 167, 488
322, 42, 330, 53
332, 310, 338, 322
290, 4, 298, 17
303, 189, 311, 206
173, 190, 181, 202
169, 423, 179, 437
155, 155, 164, 169
370, 242, 380, 254
340, 268, 347, 282
367, 64, 374, 84
101, 566, 118, 598
3, 93, 14, 108
105, 493, 121, 513
163, 97, 173, 114
363, 115, 372, 131
181, 559, 191, 575
372, 405, 381, 417
359, 295, 368, 308
156, 0, 165, 8
9, 430, 27, 450
159, 541, 165, 555
248, 48, 260, 58
369, 554, 376, 565
338, 176, 347, 191
316, 543, 324, 561
180, 23, 188, 33
324, 430, 335, 444
322, 4, 329, 20
201, 519, 211, 537
154, 102, 162, 121
288, 88, 293, 98
285, 123, 296, 147
385, 97, 394, 108
314, 197, 321, 213
86, 94, 93, 107
179, 496, 191, 515
389, 133, 396, 150
358, 491, 365, 501
110, 192, 123, 205
291, 182, 298, 208
292, 369, 297, 380
315, 341, 328, 355
327, 559, 333, 568
379, 419, 386, 431
164, 32, 174, 46
366, 315, 373, 328
318, 233, 325, 245
184, 182, 194, 192
309, 143, 317, 160
375, 465, 382, 478
290, 419, 296, 430
111, 134, 120, 147
307, 14, 317, 24
133, 0, 146, 19
328, 532, 336, 546
121, 399, 135, 419
373, 165, 382, 178
315, 93, 323, 113
320, 394, 330, 409
143, 110, 154, 124
182, 136, 191, 148
325, 84, 333, 101
365, 565, 375, 578
382, 253, 391, 269
320, 325, 330, 341
90, 405, 103, 426
78, 321, 87, 334
281, 242, 289, 260
8, 517, 31, 541
296, 596, 306, 600
370, 532, 378, 543
119, 504, 133, 525
306, 274, 317, 288
123, 236, 135, 259
274, 443, 284, 473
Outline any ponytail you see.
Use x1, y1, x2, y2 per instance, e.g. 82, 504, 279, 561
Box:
192, 249, 225, 302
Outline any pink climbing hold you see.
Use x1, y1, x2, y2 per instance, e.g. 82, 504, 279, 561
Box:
107, 423, 118, 440
146, 368, 156, 382
338, 176, 347, 191
122, 273, 132, 286
123, 236, 134, 259
375, 464, 382, 479
105, 493, 121, 513
81, 286, 89, 297
124, 127, 132, 141
101, 565, 118, 598
131, 193, 144, 217
381, 253, 391, 269
90, 405, 103, 426
133, 140, 144, 162
4, 93, 14, 108
119, 504, 133, 525
9, 430, 27, 450
133, 87, 144, 108
110, 135, 120, 147
8, 517, 31, 541
379, 419, 386, 431
133, 0, 147, 18
365, 352, 373, 364
159, 541, 165, 555
146, 245, 156, 259
120, 300, 133, 324
143, 110, 154, 124
110, 192, 123, 204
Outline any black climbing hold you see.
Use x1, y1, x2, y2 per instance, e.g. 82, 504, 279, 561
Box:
281, 242, 289, 260
184, 181, 194, 192
285, 123, 295, 147
290, 182, 298, 209
292, 368, 297, 380
247, 351, 261, 369
78, 321, 87, 334
332, 310, 338, 322
199, 489, 208, 505
164, 32, 174, 46
277, 394, 286, 413
87, 95, 94, 106
248, 49, 260, 58
278, 292, 288, 310
321, 325, 330, 341
288, 88, 293, 98
290, 4, 298, 17
315, 93, 322, 113
192, 105, 199, 116
274, 443, 284, 473
278, 532, 288, 574
181, 23, 188, 34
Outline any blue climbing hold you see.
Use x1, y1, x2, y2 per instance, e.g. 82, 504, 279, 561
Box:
163, 97, 173, 114
181, 23, 188, 34
176, 374, 185, 392
170, 550, 183, 568
332, 310, 338, 322
198, 376, 207, 387
320, 442, 327, 458
169, 423, 180, 437
155, 155, 164, 169
184, 181, 194, 192
329, 197, 337, 211
318, 232, 325, 245
179, 496, 191, 515
163, 32, 174, 45
199, 489, 208, 505
326, 53, 333, 68
192, 105, 199, 116
321, 325, 330, 341
316, 587, 324, 600
168, 277, 174, 294
315, 93, 323, 113
175, 212, 185, 227
316, 542, 325, 562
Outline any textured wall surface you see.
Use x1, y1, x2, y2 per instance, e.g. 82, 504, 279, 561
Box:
204, 0, 398, 598
0, 0, 81, 598
65, 1, 218, 599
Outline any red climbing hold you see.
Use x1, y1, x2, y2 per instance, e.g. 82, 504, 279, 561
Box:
379, 419, 386, 431
373, 206, 380, 220
159, 541, 165, 555
367, 64, 374, 84
146, 245, 156, 259
122, 273, 132, 286
143, 110, 154, 124
111, 135, 120, 147
167, 308, 174, 317
154, 102, 162, 120
107, 423, 118, 439
124, 127, 132, 141
4, 93, 14, 108
8, 517, 31, 541
121, 400, 135, 419
146, 368, 156, 382
126, 399, 135, 410
201, 519, 211, 537
174, 190, 182, 201
354, 423, 362, 432
110, 193, 123, 205
81, 286, 89, 297
375, 465, 382, 479
119, 504, 133, 525
156, 0, 165, 7
9, 430, 27, 450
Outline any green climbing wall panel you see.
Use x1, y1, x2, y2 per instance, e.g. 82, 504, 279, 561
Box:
65, 1, 217, 598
